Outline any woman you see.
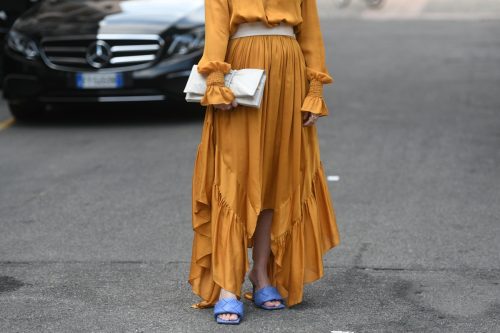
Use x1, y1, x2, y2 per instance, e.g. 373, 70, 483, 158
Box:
188, 0, 341, 324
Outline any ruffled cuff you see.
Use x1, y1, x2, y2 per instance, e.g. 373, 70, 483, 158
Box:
306, 68, 334, 84
196, 61, 235, 106
199, 70, 235, 106
301, 79, 330, 117
197, 60, 232, 75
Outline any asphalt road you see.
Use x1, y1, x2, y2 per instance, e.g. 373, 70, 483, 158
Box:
1, 13, 500, 333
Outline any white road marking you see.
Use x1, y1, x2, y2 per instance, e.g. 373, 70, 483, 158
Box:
331, 331, 355, 333
327, 175, 340, 182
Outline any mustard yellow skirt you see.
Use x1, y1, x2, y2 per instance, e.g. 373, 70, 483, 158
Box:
189, 34, 340, 308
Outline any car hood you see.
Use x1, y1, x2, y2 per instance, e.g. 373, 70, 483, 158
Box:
13, 0, 204, 38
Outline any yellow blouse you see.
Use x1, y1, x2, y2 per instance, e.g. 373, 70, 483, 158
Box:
197, 0, 334, 116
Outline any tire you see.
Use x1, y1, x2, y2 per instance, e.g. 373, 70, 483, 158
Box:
8, 102, 45, 122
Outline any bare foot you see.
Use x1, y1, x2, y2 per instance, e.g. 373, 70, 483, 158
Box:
218, 288, 239, 321
248, 269, 282, 308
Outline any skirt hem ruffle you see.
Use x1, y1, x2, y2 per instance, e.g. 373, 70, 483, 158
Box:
189, 131, 340, 308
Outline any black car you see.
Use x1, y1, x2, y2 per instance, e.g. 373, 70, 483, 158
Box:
1, 0, 43, 87
3, 0, 205, 120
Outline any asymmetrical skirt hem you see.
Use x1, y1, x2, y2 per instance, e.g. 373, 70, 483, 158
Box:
189, 146, 340, 308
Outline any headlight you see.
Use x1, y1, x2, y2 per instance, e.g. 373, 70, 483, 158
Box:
166, 27, 204, 56
7, 30, 40, 59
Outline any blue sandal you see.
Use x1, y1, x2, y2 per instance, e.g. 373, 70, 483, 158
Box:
252, 285, 286, 310
214, 298, 244, 325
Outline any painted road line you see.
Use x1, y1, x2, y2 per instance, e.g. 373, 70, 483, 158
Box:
327, 175, 340, 182
0, 117, 15, 132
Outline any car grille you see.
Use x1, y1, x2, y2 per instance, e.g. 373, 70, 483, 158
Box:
40, 34, 165, 72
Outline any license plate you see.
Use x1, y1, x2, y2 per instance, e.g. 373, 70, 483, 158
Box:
76, 73, 124, 89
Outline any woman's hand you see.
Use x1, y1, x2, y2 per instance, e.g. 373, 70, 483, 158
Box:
302, 112, 320, 127
214, 100, 239, 111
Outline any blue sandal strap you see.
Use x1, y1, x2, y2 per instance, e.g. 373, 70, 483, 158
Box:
254, 286, 284, 307
214, 298, 244, 321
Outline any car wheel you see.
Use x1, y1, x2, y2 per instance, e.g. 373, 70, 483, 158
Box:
8, 102, 45, 122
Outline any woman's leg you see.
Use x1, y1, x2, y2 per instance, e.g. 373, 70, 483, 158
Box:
218, 210, 264, 320
217, 209, 279, 320
248, 209, 281, 307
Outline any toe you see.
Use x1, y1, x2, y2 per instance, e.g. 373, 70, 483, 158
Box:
219, 313, 238, 321
264, 300, 282, 308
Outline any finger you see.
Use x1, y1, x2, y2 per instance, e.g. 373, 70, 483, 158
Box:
302, 112, 313, 126
303, 114, 317, 127
231, 100, 238, 107
214, 104, 230, 110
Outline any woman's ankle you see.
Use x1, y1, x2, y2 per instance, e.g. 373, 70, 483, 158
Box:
248, 268, 271, 288
219, 288, 237, 300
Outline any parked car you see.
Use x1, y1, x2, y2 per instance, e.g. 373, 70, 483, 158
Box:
3, 0, 205, 120
1, 0, 43, 88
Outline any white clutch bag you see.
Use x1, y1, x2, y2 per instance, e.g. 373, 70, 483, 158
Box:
183, 65, 267, 108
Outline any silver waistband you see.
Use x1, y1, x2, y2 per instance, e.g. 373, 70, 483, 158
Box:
230, 21, 296, 39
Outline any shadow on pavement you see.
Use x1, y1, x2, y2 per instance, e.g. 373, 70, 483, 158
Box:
10, 101, 205, 128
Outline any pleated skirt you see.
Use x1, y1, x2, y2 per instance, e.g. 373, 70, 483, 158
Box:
189, 34, 340, 308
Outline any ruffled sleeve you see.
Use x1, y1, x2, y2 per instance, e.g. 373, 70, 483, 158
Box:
295, 0, 335, 116
196, 0, 235, 106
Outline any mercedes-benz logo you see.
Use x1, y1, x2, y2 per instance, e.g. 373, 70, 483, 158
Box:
86, 40, 112, 69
